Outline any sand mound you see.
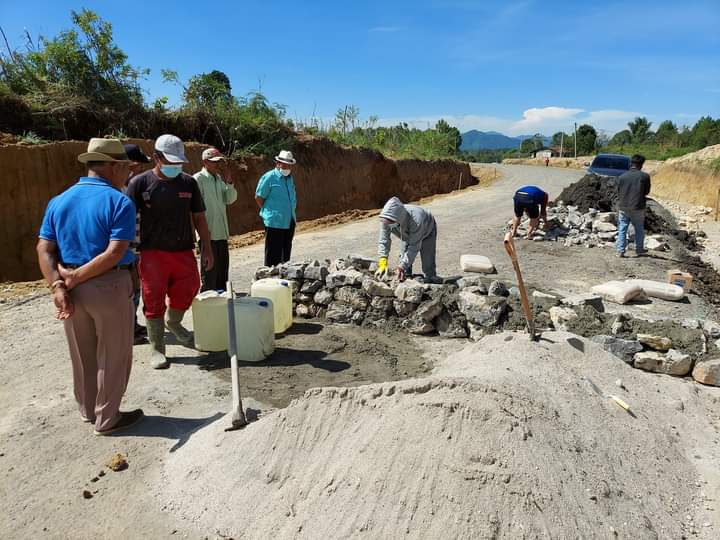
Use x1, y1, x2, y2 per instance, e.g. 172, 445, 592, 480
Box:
160, 332, 711, 539
666, 144, 720, 166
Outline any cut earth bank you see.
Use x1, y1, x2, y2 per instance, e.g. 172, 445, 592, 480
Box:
2, 164, 720, 539
0, 135, 472, 281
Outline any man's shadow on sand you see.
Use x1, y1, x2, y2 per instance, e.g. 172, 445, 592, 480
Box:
111, 412, 225, 452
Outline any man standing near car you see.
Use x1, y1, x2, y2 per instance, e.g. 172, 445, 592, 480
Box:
255, 150, 297, 267
126, 134, 214, 369
194, 147, 237, 291
616, 154, 651, 258
37, 138, 144, 435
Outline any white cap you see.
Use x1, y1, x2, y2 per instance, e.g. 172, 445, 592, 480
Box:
202, 147, 226, 161
154, 134, 188, 163
275, 150, 296, 165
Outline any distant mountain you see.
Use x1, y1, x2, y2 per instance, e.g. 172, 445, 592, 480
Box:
460, 130, 551, 151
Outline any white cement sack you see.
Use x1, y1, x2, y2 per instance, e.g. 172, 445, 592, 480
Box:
625, 279, 685, 302
591, 281, 645, 305
460, 254, 495, 274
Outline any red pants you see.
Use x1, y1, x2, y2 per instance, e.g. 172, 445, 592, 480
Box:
139, 249, 200, 319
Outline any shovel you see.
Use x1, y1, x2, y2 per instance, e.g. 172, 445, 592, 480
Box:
503, 232, 538, 341
225, 281, 248, 431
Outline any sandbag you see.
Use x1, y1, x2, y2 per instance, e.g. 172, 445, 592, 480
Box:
591, 281, 645, 305
460, 254, 495, 274
626, 279, 685, 302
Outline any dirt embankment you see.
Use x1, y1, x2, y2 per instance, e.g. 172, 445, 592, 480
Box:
651, 145, 720, 209
0, 137, 473, 282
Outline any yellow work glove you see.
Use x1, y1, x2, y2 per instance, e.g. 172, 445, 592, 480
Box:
374, 257, 388, 279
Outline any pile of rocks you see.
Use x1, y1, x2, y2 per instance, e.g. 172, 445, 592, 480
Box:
509, 202, 671, 251
254, 256, 545, 339
586, 316, 720, 385
252, 257, 720, 387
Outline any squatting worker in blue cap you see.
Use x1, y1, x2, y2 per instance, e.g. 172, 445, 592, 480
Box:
510, 185, 548, 239
255, 150, 297, 267
36, 137, 144, 435
374, 196, 441, 284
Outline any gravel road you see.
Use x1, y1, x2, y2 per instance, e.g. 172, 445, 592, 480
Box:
0, 164, 714, 539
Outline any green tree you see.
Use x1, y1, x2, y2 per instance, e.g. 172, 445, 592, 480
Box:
575, 124, 597, 155
628, 117, 653, 143
654, 120, 678, 146
520, 134, 544, 155
551, 131, 566, 146
610, 129, 632, 146
334, 105, 360, 135
184, 70, 232, 109
1, 9, 147, 109
690, 116, 720, 148
435, 118, 461, 153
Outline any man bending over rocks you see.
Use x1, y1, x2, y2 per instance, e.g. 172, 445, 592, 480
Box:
375, 196, 441, 284
510, 185, 548, 239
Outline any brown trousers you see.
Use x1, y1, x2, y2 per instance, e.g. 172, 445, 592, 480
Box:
63, 269, 134, 432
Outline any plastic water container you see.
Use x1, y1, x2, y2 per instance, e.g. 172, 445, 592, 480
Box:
251, 278, 293, 333
192, 290, 231, 352
232, 297, 275, 362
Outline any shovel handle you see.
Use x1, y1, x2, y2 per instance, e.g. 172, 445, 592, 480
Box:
609, 395, 631, 411
503, 232, 517, 261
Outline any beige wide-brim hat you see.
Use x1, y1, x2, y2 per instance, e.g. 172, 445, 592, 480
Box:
275, 150, 296, 165
78, 138, 130, 164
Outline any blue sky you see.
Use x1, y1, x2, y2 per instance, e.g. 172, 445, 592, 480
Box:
1, 0, 718, 135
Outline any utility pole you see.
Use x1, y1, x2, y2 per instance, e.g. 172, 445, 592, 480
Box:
560, 132, 564, 158
574, 122, 578, 158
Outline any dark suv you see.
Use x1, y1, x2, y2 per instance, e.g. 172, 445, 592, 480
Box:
587, 153, 631, 177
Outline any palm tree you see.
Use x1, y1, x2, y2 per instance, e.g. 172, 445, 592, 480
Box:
627, 117, 653, 143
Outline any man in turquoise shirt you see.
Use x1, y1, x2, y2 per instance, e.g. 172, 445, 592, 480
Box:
194, 147, 237, 291
255, 150, 298, 266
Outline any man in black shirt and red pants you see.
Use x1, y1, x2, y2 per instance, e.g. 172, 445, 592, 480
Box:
126, 134, 214, 369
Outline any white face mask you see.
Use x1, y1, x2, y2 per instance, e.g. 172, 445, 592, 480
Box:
279, 168, 291, 177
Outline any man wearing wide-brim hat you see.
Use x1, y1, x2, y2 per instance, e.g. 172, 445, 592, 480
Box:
36, 137, 144, 435
254, 150, 298, 267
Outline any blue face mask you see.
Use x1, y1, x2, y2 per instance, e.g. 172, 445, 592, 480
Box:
160, 164, 183, 178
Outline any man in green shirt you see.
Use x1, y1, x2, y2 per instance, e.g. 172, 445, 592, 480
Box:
193, 147, 237, 291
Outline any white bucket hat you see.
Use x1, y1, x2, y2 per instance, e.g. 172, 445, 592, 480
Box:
155, 134, 189, 163
275, 150, 296, 165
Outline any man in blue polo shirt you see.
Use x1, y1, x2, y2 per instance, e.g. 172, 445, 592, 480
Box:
37, 138, 144, 436
510, 185, 549, 239
255, 150, 298, 267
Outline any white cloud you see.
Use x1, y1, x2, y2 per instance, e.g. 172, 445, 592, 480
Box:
376, 107, 645, 135
511, 106, 584, 134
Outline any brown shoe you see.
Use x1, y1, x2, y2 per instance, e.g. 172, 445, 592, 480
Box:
94, 409, 144, 436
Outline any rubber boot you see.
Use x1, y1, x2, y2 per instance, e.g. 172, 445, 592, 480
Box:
146, 318, 169, 369
165, 308, 193, 345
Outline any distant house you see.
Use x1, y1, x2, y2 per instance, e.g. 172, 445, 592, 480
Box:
533, 145, 572, 158
533, 148, 552, 159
